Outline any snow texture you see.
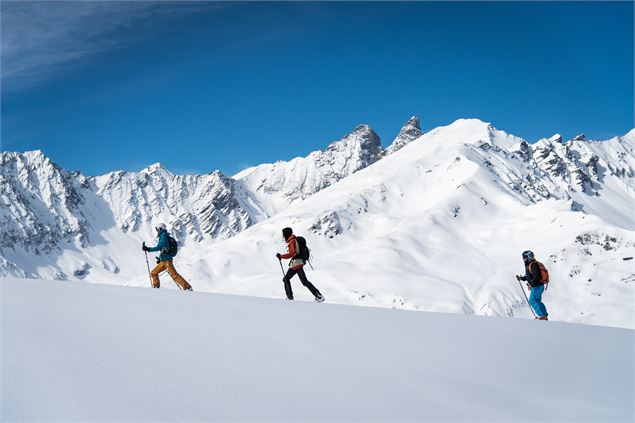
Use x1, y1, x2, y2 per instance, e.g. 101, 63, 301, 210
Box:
1, 278, 633, 421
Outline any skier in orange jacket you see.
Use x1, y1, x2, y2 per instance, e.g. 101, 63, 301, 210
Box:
276, 227, 324, 302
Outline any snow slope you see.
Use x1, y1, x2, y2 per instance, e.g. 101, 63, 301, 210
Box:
2, 278, 632, 421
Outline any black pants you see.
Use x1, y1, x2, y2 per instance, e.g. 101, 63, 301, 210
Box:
283, 267, 321, 300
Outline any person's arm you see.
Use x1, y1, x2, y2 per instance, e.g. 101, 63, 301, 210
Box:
147, 233, 167, 253
280, 239, 297, 259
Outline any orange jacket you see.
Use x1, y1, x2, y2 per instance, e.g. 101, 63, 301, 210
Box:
280, 235, 304, 269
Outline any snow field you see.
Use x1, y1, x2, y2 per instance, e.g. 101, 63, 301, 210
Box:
1, 278, 633, 421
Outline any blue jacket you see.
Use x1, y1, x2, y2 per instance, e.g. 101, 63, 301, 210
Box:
147, 229, 174, 261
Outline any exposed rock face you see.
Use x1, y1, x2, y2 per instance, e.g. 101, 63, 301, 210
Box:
94, 167, 257, 242
0, 150, 93, 254
385, 116, 423, 155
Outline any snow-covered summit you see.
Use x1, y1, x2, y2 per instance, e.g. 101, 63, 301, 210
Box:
234, 123, 384, 215
407, 118, 526, 152
21, 149, 47, 160
621, 128, 635, 142
140, 162, 173, 177
549, 133, 563, 143
571, 133, 587, 141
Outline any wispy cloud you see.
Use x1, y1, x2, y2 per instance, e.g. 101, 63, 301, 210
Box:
1, 1, 219, 90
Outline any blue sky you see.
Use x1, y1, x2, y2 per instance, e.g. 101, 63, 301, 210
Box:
2, 1, 633, 176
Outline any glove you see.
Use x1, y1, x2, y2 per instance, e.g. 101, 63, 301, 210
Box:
142, 244, 149, 252
276, 253, 282, 260
526, 283, 531, 291
155, 257, 160, 264
515, 275, 520, 281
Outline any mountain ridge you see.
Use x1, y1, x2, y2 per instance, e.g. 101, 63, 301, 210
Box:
1, 117, 633, 328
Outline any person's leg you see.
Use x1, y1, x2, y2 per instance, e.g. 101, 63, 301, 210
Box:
536, 285, 548, 317
150, 261, 166, 288
529, 285, 547, 318
164, 260, 192, 290
296, 267, 322, 298
283, 268, 296, 299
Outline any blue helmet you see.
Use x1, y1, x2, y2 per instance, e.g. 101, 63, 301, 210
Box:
522, 250, 535, 261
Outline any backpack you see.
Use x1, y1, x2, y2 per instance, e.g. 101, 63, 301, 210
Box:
532, 261, 549, 284
295, 236, 311, 261
165, 235, 178, 257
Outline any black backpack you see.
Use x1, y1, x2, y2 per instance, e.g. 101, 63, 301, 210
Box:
295, 236, 311, 261
165, 235, 178, 256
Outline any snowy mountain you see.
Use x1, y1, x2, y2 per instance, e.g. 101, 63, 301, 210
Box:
93, 165, 261, 241
0, 152, 263, 278
234, 123, 383, 215
0, 150, 94, 255
2, 278, 632, 421
1, 117, 634, 329
0, 122, 387, 276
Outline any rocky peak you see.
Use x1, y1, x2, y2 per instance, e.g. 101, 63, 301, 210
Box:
234, 124, 384, 216
321, 124, 383, 171
549, 134, 563, 143
571, 134, 586, 142
329, 124, 382, 155
385, 116, 423, 155
530, 135, 602, 195
3, 150, 56, 175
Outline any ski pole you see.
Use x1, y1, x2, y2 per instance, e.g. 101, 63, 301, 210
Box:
516, 277, 536, 318
143, 243, 152, 287
278, 258, 286, 277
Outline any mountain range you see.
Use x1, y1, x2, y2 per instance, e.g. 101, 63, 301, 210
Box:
1, 117, 633, 328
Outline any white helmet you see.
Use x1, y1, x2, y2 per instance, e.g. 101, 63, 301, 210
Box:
155, 223, 167, 232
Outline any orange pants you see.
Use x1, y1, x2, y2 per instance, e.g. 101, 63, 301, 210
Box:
150, 260, 191, 290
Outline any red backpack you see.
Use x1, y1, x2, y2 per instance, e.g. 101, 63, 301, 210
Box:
530, 261, 550, 285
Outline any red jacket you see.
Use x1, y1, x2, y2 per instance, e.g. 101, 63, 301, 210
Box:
280, 235, 304, 270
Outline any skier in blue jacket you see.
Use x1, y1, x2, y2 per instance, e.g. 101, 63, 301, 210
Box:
142, 223, 192, 291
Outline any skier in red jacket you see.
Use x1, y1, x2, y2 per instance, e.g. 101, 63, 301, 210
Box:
276, 227, 325, 302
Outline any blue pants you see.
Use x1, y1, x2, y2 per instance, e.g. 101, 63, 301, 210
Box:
529, 285, 548, 317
